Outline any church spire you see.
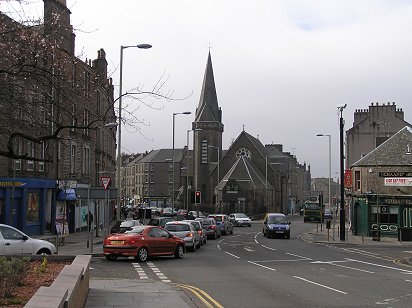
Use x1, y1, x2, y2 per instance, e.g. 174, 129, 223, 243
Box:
195, 52, 221, 122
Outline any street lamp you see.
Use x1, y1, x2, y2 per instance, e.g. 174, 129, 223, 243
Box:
208, 145, 220, 211
316, 133, 333, 240
316, 134, 331, 207
186, 129, 201, 211
172, 112, 191, 216
116, 43, 152, 222
338, 104, 347, 241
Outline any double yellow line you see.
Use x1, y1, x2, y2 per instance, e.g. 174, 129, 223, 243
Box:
175, 283, 224, 308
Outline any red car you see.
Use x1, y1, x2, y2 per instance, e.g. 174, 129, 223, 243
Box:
103, 225, 185, 262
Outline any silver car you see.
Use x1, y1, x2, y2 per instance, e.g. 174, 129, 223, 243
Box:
0, 224, 57, 255
229, 213, 252, 227
164, 221, 201, 252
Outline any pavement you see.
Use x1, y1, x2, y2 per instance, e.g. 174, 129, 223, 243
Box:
44, 218, 412, 307
46, 231, 196, 308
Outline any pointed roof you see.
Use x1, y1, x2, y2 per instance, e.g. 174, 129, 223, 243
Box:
195, 52, 221, 122
352, 126, 412, 167
216, 155, 273, 191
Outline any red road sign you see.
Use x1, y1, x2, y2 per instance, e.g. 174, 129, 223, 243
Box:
101, 176, 111, 190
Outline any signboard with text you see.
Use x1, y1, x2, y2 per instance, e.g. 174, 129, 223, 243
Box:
384, 177, 412, 186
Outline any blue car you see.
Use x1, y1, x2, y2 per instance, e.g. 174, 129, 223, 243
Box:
263, 213, 291, 239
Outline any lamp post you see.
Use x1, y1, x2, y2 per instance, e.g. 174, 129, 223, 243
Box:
172, 112, 191, 216
116, 43, 152, 222
316, 133, 333, 240
208, 145, 220, 211
186, 129, 201, 212
338, 104, 347, 241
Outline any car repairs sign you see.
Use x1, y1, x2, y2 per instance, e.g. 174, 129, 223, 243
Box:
384, 178, 412, 186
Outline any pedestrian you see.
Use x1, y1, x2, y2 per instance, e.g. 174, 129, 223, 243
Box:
86, 211, 93, 231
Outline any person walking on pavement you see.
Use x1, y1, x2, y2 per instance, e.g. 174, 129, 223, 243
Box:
86, 211, 93, 231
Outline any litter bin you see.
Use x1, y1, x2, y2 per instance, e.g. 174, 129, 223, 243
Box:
371, 230, 380, 241
398, 228, 412, 241
326, 220, 331, 229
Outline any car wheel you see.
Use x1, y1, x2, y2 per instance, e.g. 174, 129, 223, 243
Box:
263, 229, 266, 237
174, 245, 184, 259
136, 247, 149, 262
37, 248, 52, 255
105, 255, 117, 261
191, 242, 196, 252
286, 233, 290, 239
248, 224, 251, 227
196, 241, 201, 249
230, 228, 234, 235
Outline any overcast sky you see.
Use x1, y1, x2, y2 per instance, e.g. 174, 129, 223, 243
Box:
3, 0, 412, 178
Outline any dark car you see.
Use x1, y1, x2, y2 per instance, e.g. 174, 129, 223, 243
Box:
198, 218, 221, 239
263, 213, 291, 239
103, 225, 185, 261
147, 216, 175, 228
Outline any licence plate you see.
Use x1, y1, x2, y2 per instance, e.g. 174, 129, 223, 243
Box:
111, 240, 124, 245
275, 231, 284, 234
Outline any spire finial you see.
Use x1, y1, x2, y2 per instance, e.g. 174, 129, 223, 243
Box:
242, 124, 245, 131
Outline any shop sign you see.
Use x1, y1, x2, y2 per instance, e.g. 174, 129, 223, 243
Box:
380, 172, 412, 177
384, 178, 412, 186
383, 198, 412, 205
0, 181, 26, 187
344, 170, 352, 188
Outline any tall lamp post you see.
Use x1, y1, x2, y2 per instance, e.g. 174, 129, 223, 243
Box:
186, 129, 201, 211
208, 145, 220, 211
316, 134, 331, 207
172, 112, 191, 216
316, 133, 333, 239
116, 43, 152, 222
338, 104, 347, 241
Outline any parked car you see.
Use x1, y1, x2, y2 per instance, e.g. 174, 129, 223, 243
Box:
199, 217, 221, 239
0, 224, 57, 255
208, 214, 233, 235
186, 219, 207, 245
147, 217, 175, 228
229, 213, 252, 227
263, 213, 291, 239
323, 209, 333, 220
110, 219, 142, 233
103, 225, 185, 261
164, 221, 201, 252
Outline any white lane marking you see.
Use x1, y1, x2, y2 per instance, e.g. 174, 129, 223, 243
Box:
293, 276, 347, 295
217, 244, 222, 250
132, 263, 148, 279
405, 280, 412, 283
253, 259, 307, 263
311, 260, 352, 264
329, 263, 375, 274
255, 238, 259, 243
261, 245, 276, 251
346, 258, 412, 274
225, 251, 240, 259
244, 247, 254, 252
247, 261, 276, 271
146, 262, 171, 283
403, 251, 412, 254
285, 252, 312, 260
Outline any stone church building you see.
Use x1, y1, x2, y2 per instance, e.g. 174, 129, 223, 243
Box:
192, 53, 311, 216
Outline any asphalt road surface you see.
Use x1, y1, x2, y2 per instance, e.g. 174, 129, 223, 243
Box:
90, 215, 412, 307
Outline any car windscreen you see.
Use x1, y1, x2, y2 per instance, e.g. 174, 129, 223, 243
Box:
202, 220, 211, 226
268, 216, 287, 224
148, 219, 159, 226
165, 224, 190, 232
210, 216, 223, 222
235, 214, 248, 218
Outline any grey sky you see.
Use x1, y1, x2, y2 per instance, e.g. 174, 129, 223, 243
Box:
3, 0, 412, 178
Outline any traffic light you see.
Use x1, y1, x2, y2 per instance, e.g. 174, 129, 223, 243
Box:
195, 191, 201, 204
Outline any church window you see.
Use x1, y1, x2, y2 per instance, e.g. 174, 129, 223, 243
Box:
201, 139, 208, 164
236, 147, 251, 159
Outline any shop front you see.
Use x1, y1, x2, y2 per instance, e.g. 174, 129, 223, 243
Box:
0, 177, 56, 235
351, 194, 412, 239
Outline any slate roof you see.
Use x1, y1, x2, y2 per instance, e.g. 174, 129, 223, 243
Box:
352, 126, 412, 167
137, 149, 184, 163
216, 155, 273, 190
194, 52, 221, 123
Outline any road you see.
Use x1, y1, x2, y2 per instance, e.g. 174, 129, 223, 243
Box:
90, 215, 412, 307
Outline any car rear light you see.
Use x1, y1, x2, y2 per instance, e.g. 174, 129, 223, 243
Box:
186, 232, 193, 238
198, 230, 202, 235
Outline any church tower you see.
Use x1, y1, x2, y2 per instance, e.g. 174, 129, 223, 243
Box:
192, 52, 224, 206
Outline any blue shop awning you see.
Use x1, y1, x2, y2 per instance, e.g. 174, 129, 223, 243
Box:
57, 188, 77, 201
